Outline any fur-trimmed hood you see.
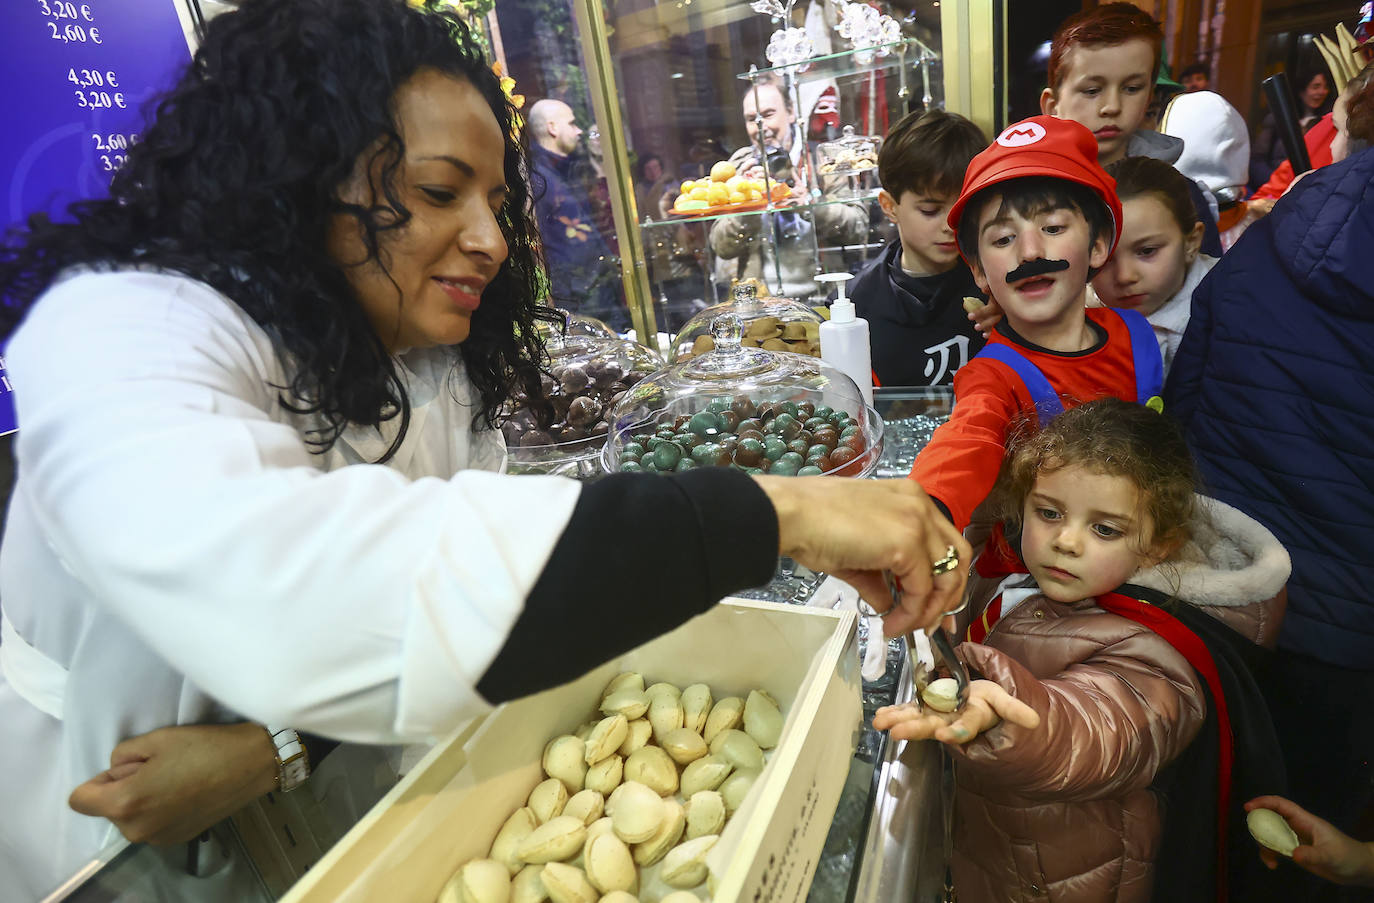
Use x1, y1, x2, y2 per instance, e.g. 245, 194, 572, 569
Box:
1132, 494, 1290, 606
1130, 494, 1290, 647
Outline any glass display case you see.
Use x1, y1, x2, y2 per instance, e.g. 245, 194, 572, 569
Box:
487, 0, 1007, 344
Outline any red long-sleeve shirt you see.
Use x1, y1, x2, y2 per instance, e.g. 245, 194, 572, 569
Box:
911, 307, 1144, 531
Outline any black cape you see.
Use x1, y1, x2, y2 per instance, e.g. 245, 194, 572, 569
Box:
1117, 583, 1289, 903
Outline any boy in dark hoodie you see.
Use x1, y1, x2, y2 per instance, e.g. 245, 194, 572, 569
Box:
851, 110, 988, 387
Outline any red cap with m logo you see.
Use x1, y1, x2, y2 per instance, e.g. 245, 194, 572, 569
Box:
947, 115, 1123, 257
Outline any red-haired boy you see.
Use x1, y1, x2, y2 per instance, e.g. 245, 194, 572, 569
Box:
1040, 2, 1221, 255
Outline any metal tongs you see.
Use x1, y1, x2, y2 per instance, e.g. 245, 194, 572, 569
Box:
884, 567, 971, 711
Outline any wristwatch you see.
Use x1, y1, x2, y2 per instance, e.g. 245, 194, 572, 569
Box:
263, 726, 310, 792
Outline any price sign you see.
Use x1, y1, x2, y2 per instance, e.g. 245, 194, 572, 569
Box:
0, 0, 192, 436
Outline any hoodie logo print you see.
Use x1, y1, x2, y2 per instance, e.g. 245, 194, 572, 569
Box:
924, 335, 971, 385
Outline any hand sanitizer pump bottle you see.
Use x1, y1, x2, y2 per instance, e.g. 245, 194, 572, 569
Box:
817, 272, 873, 407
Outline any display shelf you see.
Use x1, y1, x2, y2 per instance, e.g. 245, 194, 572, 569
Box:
738, 37, 937, 87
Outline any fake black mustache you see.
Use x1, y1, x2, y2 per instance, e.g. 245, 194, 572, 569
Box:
1005, 258, 1070, 284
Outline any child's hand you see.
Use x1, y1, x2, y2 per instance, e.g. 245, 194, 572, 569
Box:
963, 296, 1002, 335
1245, 796, 1374, 887
872, 679, 1040, 745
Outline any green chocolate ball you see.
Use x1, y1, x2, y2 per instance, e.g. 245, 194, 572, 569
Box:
691, 442, 726, 466
772, 414, 801, 441
797, 465, 824, 477
688, 411, 723, 436
652, 441, 683, 470
763, 436, 788, 461
769, 457, 800, 477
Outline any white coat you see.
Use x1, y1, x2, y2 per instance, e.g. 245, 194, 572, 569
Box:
0, 270, 583, 900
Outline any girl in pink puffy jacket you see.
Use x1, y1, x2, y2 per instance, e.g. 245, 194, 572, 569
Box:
875, 398, 1290, 902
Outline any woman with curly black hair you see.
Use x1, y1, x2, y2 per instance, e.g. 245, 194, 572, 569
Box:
0, 0, 967, 895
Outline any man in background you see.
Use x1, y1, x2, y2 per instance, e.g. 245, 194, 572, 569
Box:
1180, 62, 1210, 93
707, 79, 866, 300
528, 98, 626, 330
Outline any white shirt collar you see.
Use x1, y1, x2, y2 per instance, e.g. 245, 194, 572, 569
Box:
1148, 254, 1217, 335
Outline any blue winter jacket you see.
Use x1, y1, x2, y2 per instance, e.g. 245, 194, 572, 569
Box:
1166, 148, 1374, 670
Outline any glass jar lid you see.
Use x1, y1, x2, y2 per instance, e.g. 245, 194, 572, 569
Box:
539, 308, 620, 341
817, 125, 881, 174
671, 281, 824, 362
501, 334, 662, 479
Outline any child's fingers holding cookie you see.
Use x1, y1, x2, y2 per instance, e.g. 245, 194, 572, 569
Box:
872, 702, 953, 742
874, 681, 1040, 746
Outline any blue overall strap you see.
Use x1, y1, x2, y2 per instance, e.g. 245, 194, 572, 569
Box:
975, 343, 1063, 428
1106, 307, 1165, 408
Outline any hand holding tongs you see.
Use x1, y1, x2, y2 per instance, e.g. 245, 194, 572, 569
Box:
884, 546, 970, 711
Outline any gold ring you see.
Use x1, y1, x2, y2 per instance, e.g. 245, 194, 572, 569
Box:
931, 545, 960, 576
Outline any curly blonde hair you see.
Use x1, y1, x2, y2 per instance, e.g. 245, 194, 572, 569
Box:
993, 398, 1197, 558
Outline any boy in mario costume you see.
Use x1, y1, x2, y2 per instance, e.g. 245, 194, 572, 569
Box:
910, 115, 1163, 532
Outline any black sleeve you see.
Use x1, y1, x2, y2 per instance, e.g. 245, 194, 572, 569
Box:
930, 495, 953, 524
476, 469, 779, 703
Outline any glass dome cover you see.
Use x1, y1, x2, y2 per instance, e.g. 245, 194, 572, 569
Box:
501, 333, 662, 480
539, 307, 620, 341
670, 281, 823, 362
817, 125, 881, 175
603, 314, 884, 478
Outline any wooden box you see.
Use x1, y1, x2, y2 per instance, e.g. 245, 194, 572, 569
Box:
281, 599, 861, 903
